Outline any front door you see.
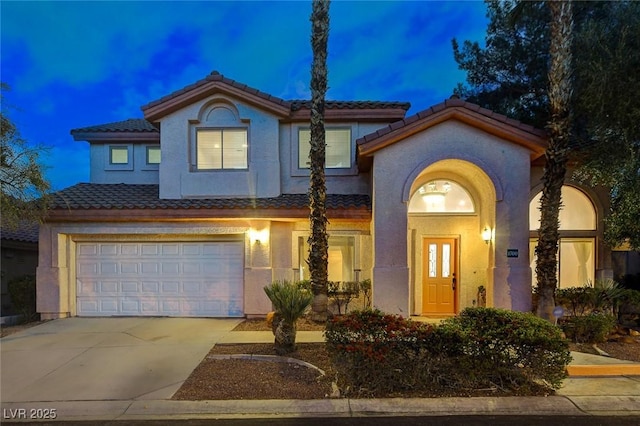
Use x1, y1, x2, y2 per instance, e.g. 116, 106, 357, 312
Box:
422, 237, 457, 315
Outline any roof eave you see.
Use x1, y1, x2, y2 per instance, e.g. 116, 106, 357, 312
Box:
71, 131, 160, 143
45, 207, 371, 221
287, 108, 408, 123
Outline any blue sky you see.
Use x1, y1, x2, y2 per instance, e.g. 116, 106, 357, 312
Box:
1, 0, 488, 190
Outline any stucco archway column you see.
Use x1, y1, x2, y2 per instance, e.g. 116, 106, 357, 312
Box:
371, 197, 410, 315
492, 191, 533, 312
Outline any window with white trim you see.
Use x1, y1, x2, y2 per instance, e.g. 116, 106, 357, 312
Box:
297, 236, 356, 282
196, 129, 248, 170
298, 128, 351, 169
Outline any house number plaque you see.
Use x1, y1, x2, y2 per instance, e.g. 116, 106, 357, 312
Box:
506, 249, 519, 258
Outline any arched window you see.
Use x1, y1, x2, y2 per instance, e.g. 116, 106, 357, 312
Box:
529, 186, 597, 288
529, 186, 596, 230
408, 180, 475, 213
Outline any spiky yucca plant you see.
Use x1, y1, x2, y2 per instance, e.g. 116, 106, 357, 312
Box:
264, 280, 313, 355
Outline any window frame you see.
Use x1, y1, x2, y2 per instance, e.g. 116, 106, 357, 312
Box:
292, 125, 356, 177
194, 127, 249, 171
529, 185, 598, 289
292, 231, 362, 282
104, 144, 133, 171
146, 146, 161, 165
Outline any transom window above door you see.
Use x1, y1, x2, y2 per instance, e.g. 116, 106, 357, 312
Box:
196, 128, 248, 170
408, 180, 475, 213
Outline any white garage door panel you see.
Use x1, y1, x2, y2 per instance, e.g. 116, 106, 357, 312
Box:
76, 241, 244, 317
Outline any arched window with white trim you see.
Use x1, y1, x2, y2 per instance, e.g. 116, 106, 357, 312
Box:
529, 186, 597, 288
408, 180, 475, 213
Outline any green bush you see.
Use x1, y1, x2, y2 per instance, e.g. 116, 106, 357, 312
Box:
7, 274, 37, 321
560, 313, 617, 343
556, 280, 626, 317
324, 307, 571, 396
441, 308, 572, 391
325, 309, 438, 395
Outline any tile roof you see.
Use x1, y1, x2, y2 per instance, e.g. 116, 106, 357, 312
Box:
141, 71, 291, 112
357, 97, 546, 146
1, 221, 39, 244
71, 119, 159, 134
50, 184, 371, 211
290, 100, 411, 111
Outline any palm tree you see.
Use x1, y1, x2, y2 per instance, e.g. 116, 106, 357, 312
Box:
536, 0, 574, 322
308, 0, 330, 322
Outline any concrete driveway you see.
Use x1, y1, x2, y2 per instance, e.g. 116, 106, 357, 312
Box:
0, 317, 241, 402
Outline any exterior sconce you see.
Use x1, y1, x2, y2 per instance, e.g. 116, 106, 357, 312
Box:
249, 229, 269, 245
482, 227, 492, 244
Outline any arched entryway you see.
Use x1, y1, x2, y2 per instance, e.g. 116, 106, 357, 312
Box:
406, 159, 496, 317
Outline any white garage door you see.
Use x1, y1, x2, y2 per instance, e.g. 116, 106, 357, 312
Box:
76, 241, 244, 317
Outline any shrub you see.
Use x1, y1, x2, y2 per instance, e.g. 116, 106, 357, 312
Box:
556, 280, 626, 317
328, 281, 360, 315
7, 274, 37, 321
264, 280, 313, 355
325, 309, 437, 395
561, 313, 617, 343
324, 307, 571, 396
441, 308, 572, 391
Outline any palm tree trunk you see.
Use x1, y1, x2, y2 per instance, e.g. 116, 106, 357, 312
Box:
536, 0, 574, 322
274, 320, 297, 356
308, 0, 330, 322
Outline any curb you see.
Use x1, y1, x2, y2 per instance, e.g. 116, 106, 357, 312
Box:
568, 364, 640, 376
3, 396, 640, 421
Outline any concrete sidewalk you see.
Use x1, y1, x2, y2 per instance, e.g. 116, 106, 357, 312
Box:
1, 322, 639, 422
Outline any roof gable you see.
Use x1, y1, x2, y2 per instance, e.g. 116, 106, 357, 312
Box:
357, 98, 548, 164
141, 71, 292, 121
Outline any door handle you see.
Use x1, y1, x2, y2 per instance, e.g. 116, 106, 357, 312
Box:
452, 273, 456, 291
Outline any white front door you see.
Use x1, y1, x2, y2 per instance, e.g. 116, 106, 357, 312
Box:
76, 241, 244, 317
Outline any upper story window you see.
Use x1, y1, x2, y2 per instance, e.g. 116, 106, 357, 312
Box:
298, 128, 351, 169
110, 146, 129, 164
196, 128, 248, 170
146, 146, 161, 165
408, 180, 475, 213
105, 144, 133, 171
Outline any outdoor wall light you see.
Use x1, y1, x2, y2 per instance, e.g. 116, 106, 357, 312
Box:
482, 227, 492, 244
249, 229, 269, 245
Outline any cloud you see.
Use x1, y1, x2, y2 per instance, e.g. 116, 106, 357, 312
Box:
1, 0, 491, 190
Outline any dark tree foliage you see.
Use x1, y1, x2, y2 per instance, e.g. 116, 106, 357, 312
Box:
572, 2, 640, 249
453, 0, 640, 250
1, 83, 50, 229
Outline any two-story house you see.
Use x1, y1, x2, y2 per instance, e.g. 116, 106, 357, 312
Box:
36, 71, 613, 319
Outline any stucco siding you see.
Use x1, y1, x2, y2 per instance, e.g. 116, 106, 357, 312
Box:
158, 94, 281, 199
370, 120, 534, 314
